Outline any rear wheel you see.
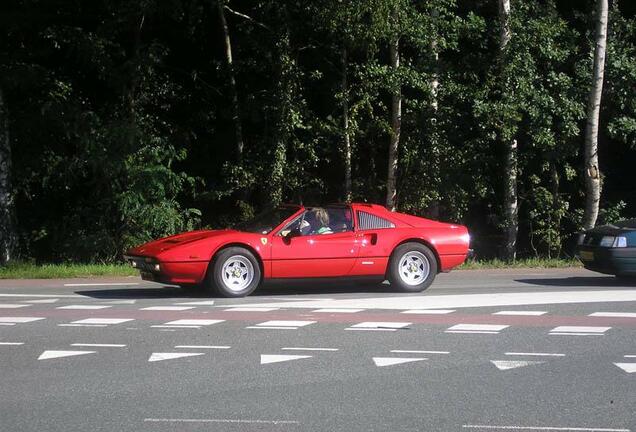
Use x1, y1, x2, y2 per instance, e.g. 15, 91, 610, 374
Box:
209, 247, 261, 297
388, 242, 437, 292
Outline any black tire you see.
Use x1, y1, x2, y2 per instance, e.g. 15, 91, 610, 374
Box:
388, 242, 438, 292
208, 247, 262, 297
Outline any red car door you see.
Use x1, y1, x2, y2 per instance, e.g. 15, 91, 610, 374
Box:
270, 231, 360, 278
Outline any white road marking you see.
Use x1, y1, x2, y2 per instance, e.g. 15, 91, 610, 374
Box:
71, 318, 134, 325
589, 312, 636, 318
505, 352, 565, 357
57, 305, 111, 310
175, 300, 215, 306
58, 324, 108, 327
22, 299, 59, 303
0, 317, 45, 323
390, 350, 449, 354
38, 350, 96, 360
163, 319, 224, 326
0, 304, 31, 309
238, 289, 636, 310
282, 347, 339, 352
0, 342, 24, 345
63, 283, 139, 287
175, 345, 230, 349
445, 330, 501, 334
223, 307, 280, 312
447, 324, 509, 332
0, 294, 81, 298
70, 343, 126, 347
349, 322, 411, 330
401, 309, 455, 314
624, 355, 636, 358
613, 363, 636, 373
144, 418, 299, 425
491, 360, 545, 371
373, 357, 427, 367
549, 326, 610, 334
260, 354, 312, 364
103, 300, 136, 304
550, 333, 604, 336
151, 325, 201, 329
256, 320, 315, 327
493, 310, 547, 316
0, 323, 15, 326
148, 352, 204, 362
247, 326, 300, 330
312, 308, 363, 313
462, 425, 629, 431
140, 306, 194, 311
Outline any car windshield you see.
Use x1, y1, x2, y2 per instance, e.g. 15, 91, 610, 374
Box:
235, 206, 301, 234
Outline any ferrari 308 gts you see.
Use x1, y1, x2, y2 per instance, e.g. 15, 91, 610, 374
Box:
124, 203, 470, 297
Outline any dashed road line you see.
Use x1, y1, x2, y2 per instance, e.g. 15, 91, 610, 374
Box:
144, 418, 300, 425
312, 308, 363, 313
493, 311, 547, 316
401, 309, 455, 314
71, 318, 135, 325
57, 305, 111, 310
390, 350, 449, 354
446, 324, 508, 334
260, 354, 312, 364
281, 347, 339, 352
175, 345, 231, 349
0, 317, 45, 324
549, 326, 610, 336
162, 319, 224, 326
0, 342, 24, 345
70, 343, 126, 348
462, 424, 629, 431
346, 322, 411, 331
0, 304, 31, 309
589, 312, 636, 318
373, 357, 427, 367
224, 307, 280, 312
505, 352, 565, 357
63, 283, 139, 287
141, 306, 194, 311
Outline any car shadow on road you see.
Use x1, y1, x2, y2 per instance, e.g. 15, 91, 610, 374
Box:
74, 280, 399, 299
515, 276, 636, 288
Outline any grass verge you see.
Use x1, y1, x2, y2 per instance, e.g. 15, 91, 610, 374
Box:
0, 258, 582, 279
0, 262, 137, 279
459, 257, 581, 270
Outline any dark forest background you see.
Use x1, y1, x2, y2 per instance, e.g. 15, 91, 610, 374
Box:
0, 0, 635, 263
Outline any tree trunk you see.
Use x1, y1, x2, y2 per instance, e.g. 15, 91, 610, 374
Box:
341, 46, 352, 202
217, 0, 244, 162
499, 0, 518, 261
385, 33, 401, 211
583, 0, 608, 230
0, 87, 16, 265
428, 7, 440, 219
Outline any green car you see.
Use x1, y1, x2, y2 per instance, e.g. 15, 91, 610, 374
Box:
576, 218, 636, 278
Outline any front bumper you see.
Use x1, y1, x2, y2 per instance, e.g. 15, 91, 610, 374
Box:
576, 246, 636, 276
123, 255, 208, 285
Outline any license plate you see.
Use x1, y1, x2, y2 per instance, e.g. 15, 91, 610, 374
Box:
580, 251, 594, 261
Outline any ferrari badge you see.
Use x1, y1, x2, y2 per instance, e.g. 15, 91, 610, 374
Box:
261, 238, 268, 245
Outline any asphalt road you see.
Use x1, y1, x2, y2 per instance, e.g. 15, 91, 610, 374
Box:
0, 268, 635, 432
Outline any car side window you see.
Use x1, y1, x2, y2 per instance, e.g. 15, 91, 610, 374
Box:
357, 211, 395, 230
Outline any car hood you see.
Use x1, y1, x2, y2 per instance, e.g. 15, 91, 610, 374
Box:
586, 224, 635, 236
126, 229, 237, 257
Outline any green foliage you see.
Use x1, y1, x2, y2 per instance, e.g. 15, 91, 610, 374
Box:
1, 0, 635, 263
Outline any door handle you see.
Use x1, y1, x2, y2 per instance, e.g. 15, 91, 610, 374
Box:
361, 233, 377, 246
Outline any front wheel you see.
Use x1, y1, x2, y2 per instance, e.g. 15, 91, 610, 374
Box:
388, 242, 438, 292
209, 247, 262, 297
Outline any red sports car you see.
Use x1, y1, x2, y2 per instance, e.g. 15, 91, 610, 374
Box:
124, 203, 470, 297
